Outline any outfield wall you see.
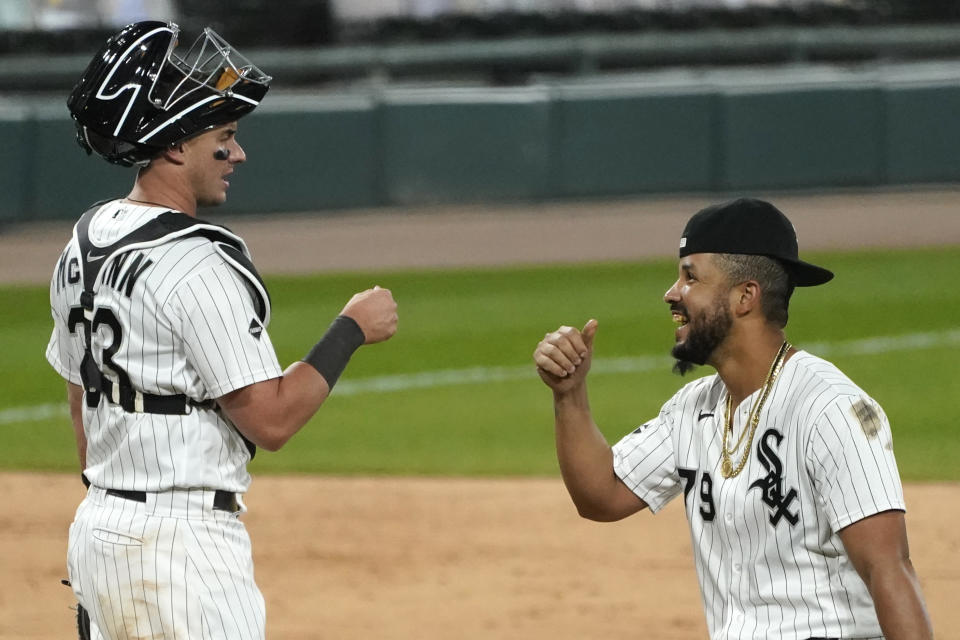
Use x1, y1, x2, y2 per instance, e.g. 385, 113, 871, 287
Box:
3, 63, 960, 222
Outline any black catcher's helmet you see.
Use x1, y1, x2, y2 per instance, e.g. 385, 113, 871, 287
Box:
67, 21, 271, 167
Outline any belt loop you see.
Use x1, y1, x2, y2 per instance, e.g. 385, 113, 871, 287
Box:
110, 380, 120, 404
134, 391, 144, 413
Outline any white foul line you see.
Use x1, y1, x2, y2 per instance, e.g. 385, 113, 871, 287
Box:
6, 328, 960, 426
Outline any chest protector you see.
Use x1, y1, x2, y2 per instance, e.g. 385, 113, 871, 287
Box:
72, 201, 270, 457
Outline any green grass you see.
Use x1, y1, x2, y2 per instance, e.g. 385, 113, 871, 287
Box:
4, 246, 959, 480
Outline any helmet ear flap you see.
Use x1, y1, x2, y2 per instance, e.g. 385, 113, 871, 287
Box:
75, 124, 158, 167
75, 126, 93, 158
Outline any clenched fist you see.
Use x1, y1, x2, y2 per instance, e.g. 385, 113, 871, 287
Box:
341, 286, 398, 344
533, 319, 598, 393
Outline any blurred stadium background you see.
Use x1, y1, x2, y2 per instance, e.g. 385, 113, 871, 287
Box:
3, 0, 960, 222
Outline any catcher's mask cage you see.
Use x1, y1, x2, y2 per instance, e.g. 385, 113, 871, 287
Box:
67, 21, 271, 167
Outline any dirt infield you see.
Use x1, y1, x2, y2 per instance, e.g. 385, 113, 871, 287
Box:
3, 190, 959, 639
3, 474, 957, 639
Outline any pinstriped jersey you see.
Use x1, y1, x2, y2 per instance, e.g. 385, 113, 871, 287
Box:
612, 351, 903, 640
46, 200, 283, 493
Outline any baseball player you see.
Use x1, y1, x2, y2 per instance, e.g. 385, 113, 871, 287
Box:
533, 198, 933, 639
46, 22, 397, 639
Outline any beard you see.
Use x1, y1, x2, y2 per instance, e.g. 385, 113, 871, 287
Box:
671, 295, 733, 376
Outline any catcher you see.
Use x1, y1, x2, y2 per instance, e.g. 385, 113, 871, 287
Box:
49, 21, 397, 639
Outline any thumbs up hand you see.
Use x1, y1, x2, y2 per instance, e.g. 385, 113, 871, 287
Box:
533, 319, 598, 393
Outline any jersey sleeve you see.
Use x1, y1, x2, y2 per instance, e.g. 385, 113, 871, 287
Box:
167, 260, 283, 399
45, 250, 83, 386
611, 398, 682, 514
45, 304, 82, 385
806, 394, 906, 532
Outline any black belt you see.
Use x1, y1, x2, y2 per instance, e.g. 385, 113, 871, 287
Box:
105, 488, 239, 512
100, 377, 216, 415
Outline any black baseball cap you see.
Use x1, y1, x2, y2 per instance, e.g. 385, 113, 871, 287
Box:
679, 198, 833, 287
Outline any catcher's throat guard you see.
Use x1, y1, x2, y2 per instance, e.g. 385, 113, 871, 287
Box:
68, 21, 270, 167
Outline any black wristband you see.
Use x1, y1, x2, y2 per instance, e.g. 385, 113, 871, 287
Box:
302, 315, 366, 389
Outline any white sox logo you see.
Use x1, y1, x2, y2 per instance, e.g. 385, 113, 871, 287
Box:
748, 428, 799, 527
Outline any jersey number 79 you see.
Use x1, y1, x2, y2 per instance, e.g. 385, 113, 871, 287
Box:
678, 467, 716, 522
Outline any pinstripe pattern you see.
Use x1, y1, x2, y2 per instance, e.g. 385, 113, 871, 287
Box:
48, 200, 281, 638
612, 351, 903, 640
46, 201, 282, 491
66, 487, 265, 639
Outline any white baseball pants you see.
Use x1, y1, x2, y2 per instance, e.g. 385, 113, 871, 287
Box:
66, 486, 266, 639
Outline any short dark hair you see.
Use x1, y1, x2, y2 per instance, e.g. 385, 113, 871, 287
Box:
712, 254, 794, 328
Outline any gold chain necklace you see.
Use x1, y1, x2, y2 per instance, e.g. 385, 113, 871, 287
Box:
720, 341, 791, 479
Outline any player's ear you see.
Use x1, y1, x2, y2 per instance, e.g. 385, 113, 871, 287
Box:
732, 280, 760, 317
161, 143, 187, 165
